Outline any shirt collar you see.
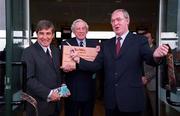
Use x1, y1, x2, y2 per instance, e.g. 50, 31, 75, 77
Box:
38, 42, 51, 53
116, 30, 129, 41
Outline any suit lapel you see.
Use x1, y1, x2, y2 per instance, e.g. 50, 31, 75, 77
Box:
50, 46, 57, 69
86, 39, 94, 47
71, 38, 79, 46
34, 42, 54, 67
34, 42, 47, 59
109, 37, 117, 59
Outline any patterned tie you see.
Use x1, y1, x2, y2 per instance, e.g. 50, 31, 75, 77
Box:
80, 41, 83, 47
166, 45, 176, 90
116, 37, 121, 56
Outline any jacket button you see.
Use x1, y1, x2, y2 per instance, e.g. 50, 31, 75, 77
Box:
115, 84, 118, 87
114, 72, 118, 76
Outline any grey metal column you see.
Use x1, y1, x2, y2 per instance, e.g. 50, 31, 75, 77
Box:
177, 0, 180, 50
5, 0, 13, 115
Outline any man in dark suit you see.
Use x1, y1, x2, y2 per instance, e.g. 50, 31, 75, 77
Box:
21, 20, 62, 116
61, 19, 99, 116
69, 9, 169, 116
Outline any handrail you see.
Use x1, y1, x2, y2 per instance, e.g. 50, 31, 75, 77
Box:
0, 61, 38, 115
0, 61, 26, 105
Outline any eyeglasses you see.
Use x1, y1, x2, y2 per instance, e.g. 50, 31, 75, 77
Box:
111, 17, 126, 24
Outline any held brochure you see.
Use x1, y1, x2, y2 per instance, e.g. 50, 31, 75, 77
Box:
62, 45, 98, 69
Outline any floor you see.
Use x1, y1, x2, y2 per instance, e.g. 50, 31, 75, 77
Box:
1, 98, 180, 116
60, 99, 105, 116
93, 100, 105, 116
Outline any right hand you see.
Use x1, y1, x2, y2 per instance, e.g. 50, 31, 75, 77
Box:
49, 90, 60, 101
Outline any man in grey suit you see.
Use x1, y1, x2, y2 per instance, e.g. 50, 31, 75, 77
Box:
21, 20, 63, 116
142, 32, 156, 116
69, 9, 169, 116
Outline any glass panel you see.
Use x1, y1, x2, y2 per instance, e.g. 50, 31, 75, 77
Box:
158, 0, 180, 116
11, 0, 30, 114
0, 0, 30, 115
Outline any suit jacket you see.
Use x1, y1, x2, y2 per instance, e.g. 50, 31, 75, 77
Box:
79, 32, 157, 112
62, 38, 98, 101
21, 42, 61, 116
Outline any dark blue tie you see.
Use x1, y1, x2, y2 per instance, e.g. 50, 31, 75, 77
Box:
46, 49, 52, 62
80, 41, 83, 47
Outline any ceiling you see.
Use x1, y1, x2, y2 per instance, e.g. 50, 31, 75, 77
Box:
30, 0, 159, 32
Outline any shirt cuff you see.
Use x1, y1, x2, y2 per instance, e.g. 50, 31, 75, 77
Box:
47, 90, 53, 102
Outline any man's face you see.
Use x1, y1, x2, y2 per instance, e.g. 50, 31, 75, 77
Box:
37, 28, 54, 47
111, 11, 129, 36
144, 33, 154, 45
73, 22, 87, 40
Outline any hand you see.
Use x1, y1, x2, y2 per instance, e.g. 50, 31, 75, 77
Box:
49, 90, 61, 101
61, 64, 76, 72
142, 76, 148, 85
70, 48, 80, 63
153, 44, 169, 58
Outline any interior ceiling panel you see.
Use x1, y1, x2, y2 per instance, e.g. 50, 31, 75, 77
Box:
30, 0, 158, 31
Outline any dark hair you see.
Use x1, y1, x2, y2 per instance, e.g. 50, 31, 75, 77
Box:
35, 20, 55, 33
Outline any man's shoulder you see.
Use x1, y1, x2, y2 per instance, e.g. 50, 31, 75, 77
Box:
127, 32, 146, 39
101, 37, 115, 45
127, 33, 148, 44
50, 45, 60, 53
86, 39, 99, 47
23, 44, 35, 52
22, 42, 41, 57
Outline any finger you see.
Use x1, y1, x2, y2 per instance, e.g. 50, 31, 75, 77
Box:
60, 66, 63, 69
160, 46, 169, 53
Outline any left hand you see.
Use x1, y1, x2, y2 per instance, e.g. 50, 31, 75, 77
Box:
153, 44, 169, 58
